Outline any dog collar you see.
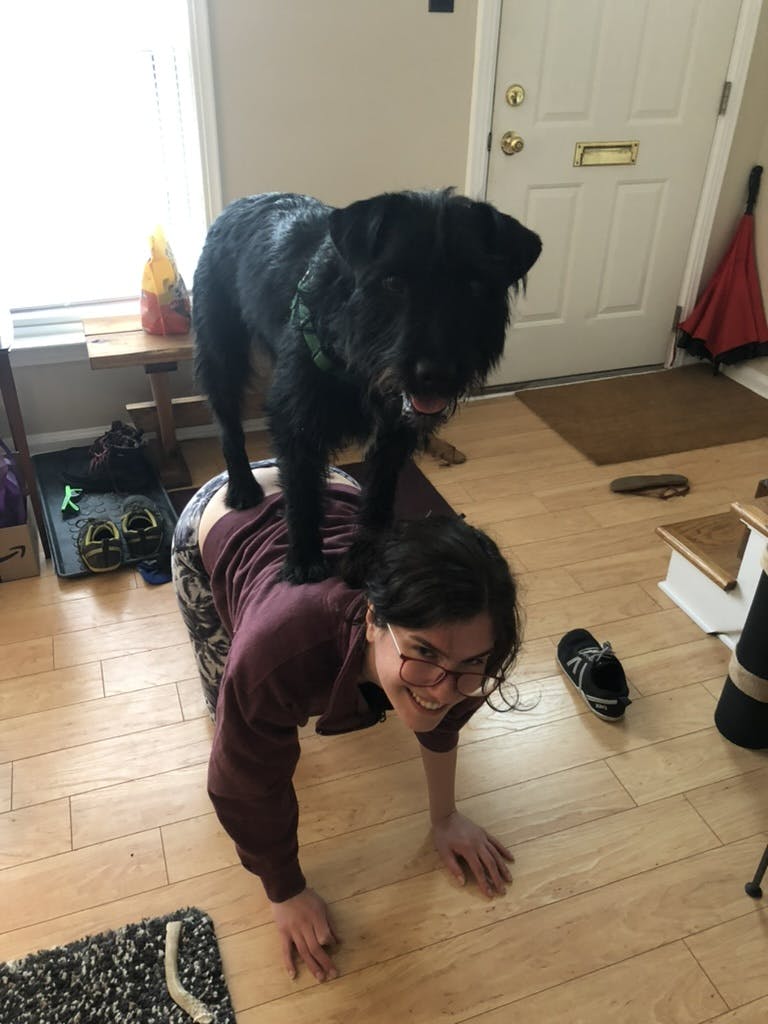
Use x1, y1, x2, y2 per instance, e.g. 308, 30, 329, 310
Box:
290, 270, 338, 374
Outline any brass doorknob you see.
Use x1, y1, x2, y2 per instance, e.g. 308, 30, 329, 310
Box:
500, 131, 524, 155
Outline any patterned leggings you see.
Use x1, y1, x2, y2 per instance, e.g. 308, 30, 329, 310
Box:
171, 460, 358, 719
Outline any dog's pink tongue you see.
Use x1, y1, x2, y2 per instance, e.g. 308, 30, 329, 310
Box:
411, 395, 448, 415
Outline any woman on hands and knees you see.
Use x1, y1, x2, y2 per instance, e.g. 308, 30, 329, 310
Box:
171, 460, 522, 985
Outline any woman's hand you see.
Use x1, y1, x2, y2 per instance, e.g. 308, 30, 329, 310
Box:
432, 810, 513, 898
271, 887, 340, 983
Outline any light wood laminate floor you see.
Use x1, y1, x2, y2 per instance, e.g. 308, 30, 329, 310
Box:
1, 394, 767, 1023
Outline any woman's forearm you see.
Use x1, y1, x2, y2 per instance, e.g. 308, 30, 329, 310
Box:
419, 744, 458, 823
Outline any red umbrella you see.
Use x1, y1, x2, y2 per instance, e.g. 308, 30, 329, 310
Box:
677, 165, 768, 370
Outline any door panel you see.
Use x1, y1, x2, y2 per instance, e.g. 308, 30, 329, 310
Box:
487, 0, 742, 385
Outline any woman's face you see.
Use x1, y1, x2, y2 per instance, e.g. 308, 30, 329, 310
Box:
364, 606, 495, 732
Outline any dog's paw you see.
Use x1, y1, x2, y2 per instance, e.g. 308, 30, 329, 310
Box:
278, 555, 331, 586
225, 480, 264, 511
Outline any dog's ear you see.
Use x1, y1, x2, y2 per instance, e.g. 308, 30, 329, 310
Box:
328, 194, 409, 269
490, 209, 542, 289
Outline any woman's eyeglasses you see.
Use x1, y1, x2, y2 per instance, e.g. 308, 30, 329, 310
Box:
385, 623, 502, 698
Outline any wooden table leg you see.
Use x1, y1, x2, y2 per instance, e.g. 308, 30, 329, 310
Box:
145, 363, 192, 488
0, 348, 50, 558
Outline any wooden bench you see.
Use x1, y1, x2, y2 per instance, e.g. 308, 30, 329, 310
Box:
84, 316, 198, 487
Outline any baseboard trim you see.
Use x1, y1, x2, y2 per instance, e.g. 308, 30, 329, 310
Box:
722, 363, 768, 400
26, 418, 268, 456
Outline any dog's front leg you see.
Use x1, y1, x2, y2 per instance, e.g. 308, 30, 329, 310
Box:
342, 426, 417, 586
360, 425, 417, 531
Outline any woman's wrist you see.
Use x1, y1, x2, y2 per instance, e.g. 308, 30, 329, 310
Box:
430, 805, 457, 825
269, 884, 307, 905
420, 745, 458, 825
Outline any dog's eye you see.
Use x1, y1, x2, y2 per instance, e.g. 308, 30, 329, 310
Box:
382, 275, 407, 295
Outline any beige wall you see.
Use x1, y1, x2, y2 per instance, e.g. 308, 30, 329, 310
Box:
208, 0, 479, 205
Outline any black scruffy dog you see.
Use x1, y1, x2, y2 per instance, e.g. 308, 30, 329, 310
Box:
193, 189, 542, 583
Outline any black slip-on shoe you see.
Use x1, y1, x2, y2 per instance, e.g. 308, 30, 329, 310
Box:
557, 628, 631, 721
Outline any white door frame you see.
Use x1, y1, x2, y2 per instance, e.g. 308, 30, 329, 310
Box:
465, 0, 764, 367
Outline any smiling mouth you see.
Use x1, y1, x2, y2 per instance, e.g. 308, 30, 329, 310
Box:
406, 687, 445, 713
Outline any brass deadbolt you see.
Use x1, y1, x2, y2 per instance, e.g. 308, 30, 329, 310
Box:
500, 131, 524, 155
505, 84, 525, 107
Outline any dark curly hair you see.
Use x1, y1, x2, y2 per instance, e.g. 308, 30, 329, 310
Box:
356, 516, 522, 710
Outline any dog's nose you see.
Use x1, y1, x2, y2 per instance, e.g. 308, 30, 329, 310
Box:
414, 360, 452, 392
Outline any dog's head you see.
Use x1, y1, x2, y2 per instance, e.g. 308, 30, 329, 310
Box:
327, 189, 541, 421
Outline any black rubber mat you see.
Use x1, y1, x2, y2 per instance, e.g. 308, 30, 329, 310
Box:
33, 446, 178, 578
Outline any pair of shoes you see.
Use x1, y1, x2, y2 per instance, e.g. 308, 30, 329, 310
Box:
557, 629, 632, 721
65, 421, 154, 493
77, 498, 164, 573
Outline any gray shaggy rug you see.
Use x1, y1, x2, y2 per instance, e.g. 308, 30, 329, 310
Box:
0, 907, 235, 1023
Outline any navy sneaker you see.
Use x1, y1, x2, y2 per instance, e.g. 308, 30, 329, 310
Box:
557, 629, 631, 721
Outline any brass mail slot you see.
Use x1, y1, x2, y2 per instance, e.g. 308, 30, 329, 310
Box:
574, 141, 639, 167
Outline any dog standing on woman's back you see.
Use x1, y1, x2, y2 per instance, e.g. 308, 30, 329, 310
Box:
193, 189, 542, 584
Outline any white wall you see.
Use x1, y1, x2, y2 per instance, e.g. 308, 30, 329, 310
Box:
208, 0, 479, 205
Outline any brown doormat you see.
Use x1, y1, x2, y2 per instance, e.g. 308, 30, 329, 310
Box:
516, 364, 768, 464
167, 459, 454, 518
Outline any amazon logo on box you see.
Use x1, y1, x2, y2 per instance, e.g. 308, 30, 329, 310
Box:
0, 500, 41, 582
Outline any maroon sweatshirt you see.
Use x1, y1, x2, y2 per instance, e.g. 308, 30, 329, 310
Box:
202, 484, 483, 902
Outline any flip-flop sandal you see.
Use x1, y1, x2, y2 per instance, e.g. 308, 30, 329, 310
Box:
610, 474, 690, 499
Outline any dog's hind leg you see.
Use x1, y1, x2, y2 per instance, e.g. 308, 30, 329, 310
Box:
194, 309, 264, 511
219, 404, 264, 510
270, 423, 329, 585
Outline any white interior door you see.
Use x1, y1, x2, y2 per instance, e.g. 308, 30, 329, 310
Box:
486, 0, 742, 385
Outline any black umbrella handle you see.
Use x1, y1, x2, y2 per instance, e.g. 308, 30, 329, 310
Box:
746, 165, 762, 215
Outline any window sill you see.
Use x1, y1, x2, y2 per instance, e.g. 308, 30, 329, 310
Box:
9, 331, 88, 368
8, 299, 141, 368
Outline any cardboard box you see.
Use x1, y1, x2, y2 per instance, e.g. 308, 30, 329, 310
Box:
0, 500, 41, 582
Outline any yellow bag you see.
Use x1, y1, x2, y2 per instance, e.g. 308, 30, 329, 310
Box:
140, 226, 192, 335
